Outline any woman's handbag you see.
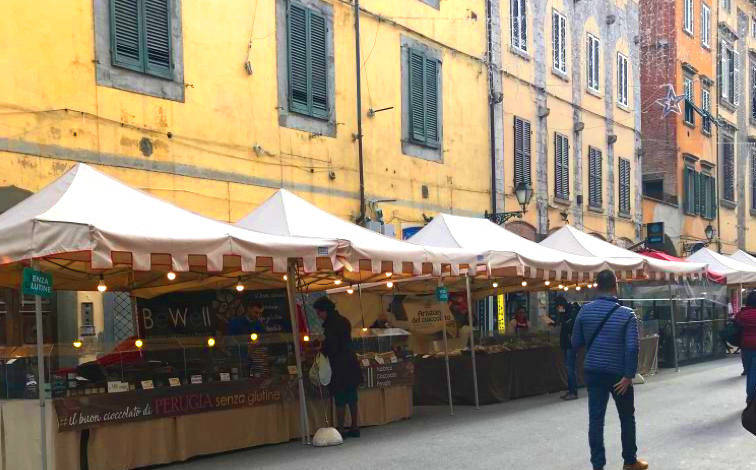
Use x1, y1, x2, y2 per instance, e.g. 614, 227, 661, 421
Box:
309, 353, 332, 386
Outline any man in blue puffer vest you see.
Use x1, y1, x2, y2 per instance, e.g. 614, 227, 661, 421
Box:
572, 270, 648, 470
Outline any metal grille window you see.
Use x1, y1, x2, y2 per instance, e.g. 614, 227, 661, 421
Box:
554, 133, 569, 199
587, 35, 600, 92
720, 41, 740, 106
588, 147, 602, 207
407, 48, 441, 147
617, 53, 629, 106
288, 4, 329, 119
514, 117, 532, 186
683, 0, 693, 34
702, 4, 711, 47
618, 158, 631, 214
110, 0, 172, 78
511, 0, 528, 53
552, 10, 567, 74
723, 134, 735, 202
684, 76, 695, 125
702, 87, 712, 133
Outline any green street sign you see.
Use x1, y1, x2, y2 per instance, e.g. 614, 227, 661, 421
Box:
436, 286, 449, 302
22, 268, 53, 298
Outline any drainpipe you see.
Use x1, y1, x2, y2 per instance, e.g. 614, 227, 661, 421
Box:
486, 0, 498, 215
354, 0, 367, 225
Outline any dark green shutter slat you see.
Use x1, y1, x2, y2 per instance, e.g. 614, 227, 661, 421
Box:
288, 5, 309, 114
683, 167, 691, 214
111, 0, 142, 71
514, 118, 524, 184
309, 12, 328, 118
711, 176, 717, 219
424, 58, 439, 144
143, 0, 172, 78
409, 50, 426, 143
522, 120, 531, 184
588, 148, 602, 207
694, 171, 702, 215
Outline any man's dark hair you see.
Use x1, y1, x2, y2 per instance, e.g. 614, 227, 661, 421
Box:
595, 270, 617, 291
746, 290, 756, 308
313, 296, 336, 313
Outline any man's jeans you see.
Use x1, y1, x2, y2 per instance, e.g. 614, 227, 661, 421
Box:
585, 372, 637, 470
743, 349, 756, 403
563, 348, 577, 395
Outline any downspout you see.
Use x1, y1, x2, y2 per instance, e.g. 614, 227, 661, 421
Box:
486, 0, 498, 215
354, 0, 367, 225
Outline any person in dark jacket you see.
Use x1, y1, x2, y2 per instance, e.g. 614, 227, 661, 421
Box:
555, 296, 578, 400
313, 296, 363, 438
736, 290, 756, 404
572, 270, 647, 470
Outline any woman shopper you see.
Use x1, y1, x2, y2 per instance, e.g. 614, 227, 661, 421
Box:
735, 291, 756, 404
313, 296, 363, 437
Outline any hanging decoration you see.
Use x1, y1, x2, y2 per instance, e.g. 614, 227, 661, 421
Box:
655, 84, 685, 118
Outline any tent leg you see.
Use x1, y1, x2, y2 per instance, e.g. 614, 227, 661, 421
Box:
285, 261, 311, 444
465, 275, 480, 409
33, 260, 48, 470
668, 285, 679, 372
440, 280, 454, 416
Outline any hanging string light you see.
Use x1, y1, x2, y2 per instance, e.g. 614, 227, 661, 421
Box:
167, 271, 176, 281
97, 275, 107, 293
207, 337, 216, 347
250, 333, 259, 342
236, 278, 245, 292
492, 281, 499, 288
521, 281, 528, 287
134, 339, 144, 349
386, 281, 394, 288
72, 340, 83, 349
347, 286, 355, 295
544, 280, 551, 286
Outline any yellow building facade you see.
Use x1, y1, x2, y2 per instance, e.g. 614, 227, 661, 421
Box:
0, 0, 492, 237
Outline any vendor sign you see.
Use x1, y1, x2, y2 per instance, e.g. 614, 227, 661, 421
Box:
402, 298, 454, 335
54, 376, 297, 431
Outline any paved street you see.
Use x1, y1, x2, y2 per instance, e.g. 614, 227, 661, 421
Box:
156, 357, 755, 470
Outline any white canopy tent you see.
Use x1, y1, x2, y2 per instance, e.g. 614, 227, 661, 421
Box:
540, 225, 706, 280
235, 189, 481, 278
407, 213, 609, 281
729, 250, 756, 271
688, 248, 756, 285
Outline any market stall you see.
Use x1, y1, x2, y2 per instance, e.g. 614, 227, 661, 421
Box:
0, 164, 355, 470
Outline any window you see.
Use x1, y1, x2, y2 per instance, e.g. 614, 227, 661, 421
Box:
752, 18, 756, 39
751, 64, 756, 122
554, 133, 569, 200
287, 4, 330, 119
553, 10, 567, 74
109, 0, 173, 79
722, 0, 731, 13
701, 172, 716, 219
588, 147, 602, 207
618, 158, 631, 215
587, 35, 600, 92
514, 117, 532, 185
720, 41, 740, 107
702, 86, 712, 133
701, 4, 711, 47
683, 0, 693, 34
511, 0, 528, 53
752, 144, 756, 210
722, 134, 735, 202
684, 76, 695, 125
407, 48, 441, 147
617, 53, 629, 107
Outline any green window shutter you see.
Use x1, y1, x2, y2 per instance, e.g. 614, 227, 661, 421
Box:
288, 5, 310, 115
111, 0, 143, 72
409, 49, 427, 143
514, 118, 531, 185
309, 11, 329, 118
710, 175, 717, 219
143, 0, 172, 78
683, 167, 690, 214
694, 171, 702, 215
424, 57, 439, 145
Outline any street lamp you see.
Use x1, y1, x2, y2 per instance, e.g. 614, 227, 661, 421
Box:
682, 223, 716, 255
485, 182, 534, 225
704, 224, 714, 243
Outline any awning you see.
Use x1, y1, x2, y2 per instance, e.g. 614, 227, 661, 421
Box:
639, 249, 726, 284
687, 248, 756, 285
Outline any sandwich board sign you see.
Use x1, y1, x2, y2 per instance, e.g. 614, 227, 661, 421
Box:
22, 268, 53, 298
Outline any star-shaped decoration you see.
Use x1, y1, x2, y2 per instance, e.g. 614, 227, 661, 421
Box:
655, 84, 685, 118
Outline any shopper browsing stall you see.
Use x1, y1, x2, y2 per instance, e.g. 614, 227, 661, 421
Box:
555, 296, 578, 400
736, 291, 756, 404
314, 296, 363, 438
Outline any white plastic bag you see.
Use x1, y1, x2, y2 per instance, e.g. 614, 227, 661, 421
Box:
309, 353, 332, 386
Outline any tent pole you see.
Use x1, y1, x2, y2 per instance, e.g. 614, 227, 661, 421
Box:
33, 260, 48, 470
668, 284, 679, 372
439, 279, 454, 416
285, 260, 311, 444
465, 275, 480, 409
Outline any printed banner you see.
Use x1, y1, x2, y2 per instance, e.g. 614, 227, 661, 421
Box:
362, 361, 414, 389
54, 376, 297, 431
402, 299, 454, 335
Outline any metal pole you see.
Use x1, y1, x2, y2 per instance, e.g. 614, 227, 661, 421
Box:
353, 0, 367, 224
465, 275, 480, 409
33, 260, 48, 470
439, 279, 454, 416
668, 284, 679, 372
285, 261, 311, 444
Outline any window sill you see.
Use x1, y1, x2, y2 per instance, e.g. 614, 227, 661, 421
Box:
587, 205, 604, 214
617, 103, 631, 113
702, 128, 712, 137
586, 88, 602, 99
702, 43, 711, 52
551, 68, 569, 82
618, 211, 632, 220
683, 28, 694, 38
683, 120, 696, 129
720, 199, 737, 210
510, 46, 530, 61
552, 196, 571, 207
719, 99, 737, 112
